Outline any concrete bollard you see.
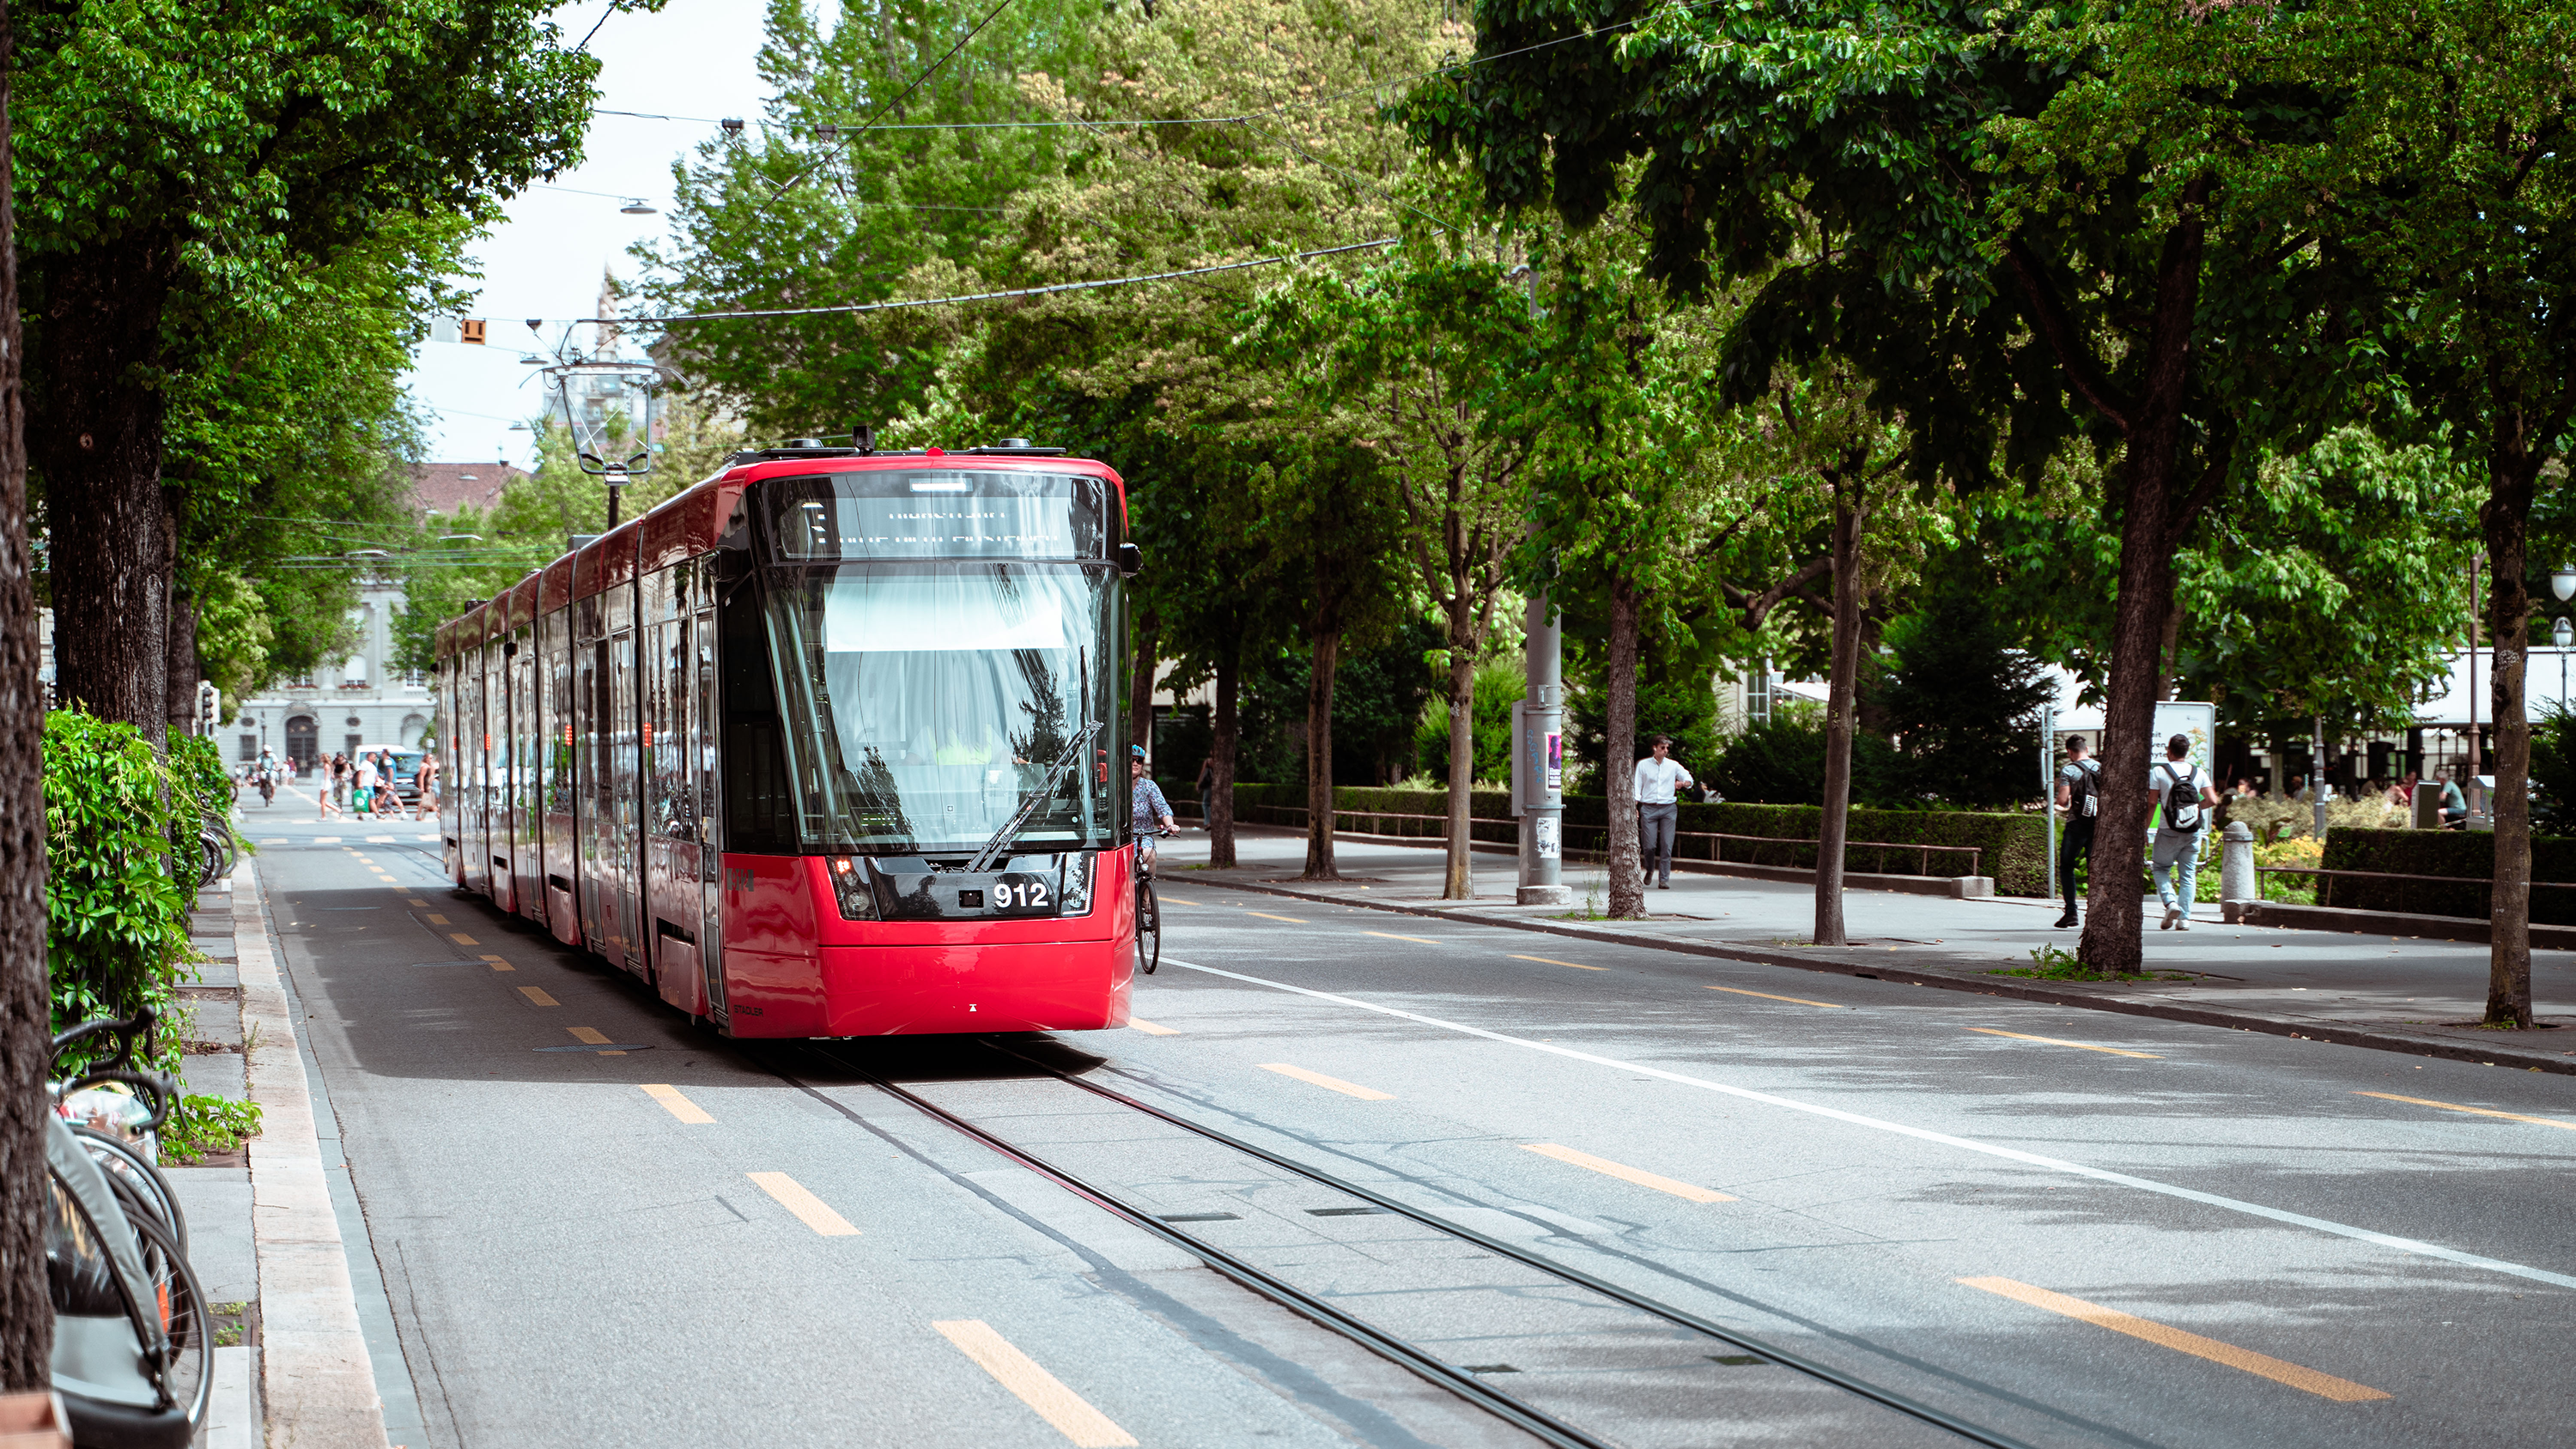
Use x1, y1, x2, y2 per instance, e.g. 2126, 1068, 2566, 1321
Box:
2220, 821, 2258, 924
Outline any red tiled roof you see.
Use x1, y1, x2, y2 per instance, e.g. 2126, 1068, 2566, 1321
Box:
411, 462, 528, 516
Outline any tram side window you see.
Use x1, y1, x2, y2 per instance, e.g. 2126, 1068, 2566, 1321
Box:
544, 618, 574, 814
720, 582, 797, 853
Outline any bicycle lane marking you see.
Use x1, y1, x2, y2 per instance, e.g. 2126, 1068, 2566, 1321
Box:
1168, 957, 2576, 1291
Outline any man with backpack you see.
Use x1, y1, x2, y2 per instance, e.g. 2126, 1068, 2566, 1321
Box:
2053, 735, 2101, 929
2151, 732, 2222, 931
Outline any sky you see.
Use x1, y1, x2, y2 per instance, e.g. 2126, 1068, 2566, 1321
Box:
403, 0, 807, 468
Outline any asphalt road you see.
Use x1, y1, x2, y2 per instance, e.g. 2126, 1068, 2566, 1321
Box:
247, 815, 2576, 1449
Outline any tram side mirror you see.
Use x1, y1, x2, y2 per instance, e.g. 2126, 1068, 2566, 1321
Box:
1115, 543, 1143, 578
713, 549, 752, 585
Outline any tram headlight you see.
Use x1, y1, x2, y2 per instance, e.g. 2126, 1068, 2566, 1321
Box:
1060, 852, 1096, 917
827, 856, 876, 920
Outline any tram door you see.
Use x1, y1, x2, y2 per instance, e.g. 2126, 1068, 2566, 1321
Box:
693, 555, 725, 1023
641, 564, 707, 1014
607, 587, 643, 973
463, 642, 490, 897
507, 627, 539, 917
576, 596, 608, 953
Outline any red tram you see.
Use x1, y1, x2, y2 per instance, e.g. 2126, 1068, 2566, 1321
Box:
430, 441, 1141, 1036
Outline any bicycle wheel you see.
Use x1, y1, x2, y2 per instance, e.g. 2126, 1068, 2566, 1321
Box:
75, 1127, 187, 1257
1136, 879, 1160, 976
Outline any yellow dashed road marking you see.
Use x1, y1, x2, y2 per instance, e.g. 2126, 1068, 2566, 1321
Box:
2354, 1091, 2576, 1131
481, 955, 513, 972
1967, 1027, 2160, 1058
932, 1320, 1136, 1448
448, 932, 478, 946
1522, 1143, 1734, 1202
1957, 1277, 2388, 1402
1258, 1063, 1392, 1100
1364, 931, 1442, 945
568, 1027, 626, 1056
1244, 911, 1305, 924
1511, 954, 1607, 972
1127, 1019, 1178, 1035
405, 899, 429, 907
1707, 985, 1847, 1009
641, 1083, 714, 1123
426, 913, 449, 925
517, 985, 558, 1007
749, 1172, 859, 1236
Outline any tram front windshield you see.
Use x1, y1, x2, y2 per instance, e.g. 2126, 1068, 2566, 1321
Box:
763, 562, 1116, 854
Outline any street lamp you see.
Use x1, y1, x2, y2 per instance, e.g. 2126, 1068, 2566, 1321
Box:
2554, 564, 2575, 603
543, 358, 668, 529
2556, 615, 2573, 707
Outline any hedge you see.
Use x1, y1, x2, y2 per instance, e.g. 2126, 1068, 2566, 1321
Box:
2319, 828, 2576, 924
1177, 784, 2050, 896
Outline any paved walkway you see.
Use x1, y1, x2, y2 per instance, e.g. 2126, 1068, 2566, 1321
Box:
1156, 824, 2576, 1074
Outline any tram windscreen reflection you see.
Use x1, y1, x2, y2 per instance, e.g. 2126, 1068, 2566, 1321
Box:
764, 563, 1115, 852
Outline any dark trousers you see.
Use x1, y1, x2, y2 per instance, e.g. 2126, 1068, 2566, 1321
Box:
2058, 818, 2094, 911
1638, 803, 1680, 885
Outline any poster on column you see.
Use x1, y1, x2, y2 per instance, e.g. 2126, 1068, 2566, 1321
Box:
2149, 701, 2218, 830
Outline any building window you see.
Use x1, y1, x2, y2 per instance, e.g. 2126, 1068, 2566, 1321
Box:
240, 735, 259, 762
400, 668, 426, 688
1747, 659, 1777, 724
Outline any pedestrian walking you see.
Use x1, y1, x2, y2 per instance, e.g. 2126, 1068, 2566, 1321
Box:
2150, 734, 2219, 931
318, 755, 343, 822
353, 751, 378, 817
1633, 735, 1693, 890
416, 753, 440, 822
2053, 736, 2101, 929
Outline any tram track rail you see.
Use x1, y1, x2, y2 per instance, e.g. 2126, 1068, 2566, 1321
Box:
798, 1036, 2042, 1449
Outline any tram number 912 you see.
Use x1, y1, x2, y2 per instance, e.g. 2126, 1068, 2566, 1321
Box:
960, 874, 1054, 917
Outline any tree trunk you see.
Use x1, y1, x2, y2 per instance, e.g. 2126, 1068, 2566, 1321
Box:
166, 567, 198, 734
1210, 652, 1238, 869
1442, 633, 1475, 899
0, 0, 58, 1385
27, 234, 175, 732
1815, 475, 1865, 947
1128, 610, 1160, 761
2158, 603, 2183, 703
1606, 578, 1644, 919
1302, 627, 1341, 880
2482, 456, 2537, 1028
2065, 200, 2210, 978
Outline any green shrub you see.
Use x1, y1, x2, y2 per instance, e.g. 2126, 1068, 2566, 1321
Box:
1413, 662, 1519, 788
47, 711, 248, 1159
1204, 782, 2049, 894
2318, 827, 2576, 923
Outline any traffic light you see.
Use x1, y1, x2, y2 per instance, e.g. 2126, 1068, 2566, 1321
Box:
197, 680, 221, 735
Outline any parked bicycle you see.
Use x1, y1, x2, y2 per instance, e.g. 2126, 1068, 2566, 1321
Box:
47, 1009, 211, 1448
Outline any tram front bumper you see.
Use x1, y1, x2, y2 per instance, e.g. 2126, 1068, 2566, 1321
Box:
815, 939, 1133, 1036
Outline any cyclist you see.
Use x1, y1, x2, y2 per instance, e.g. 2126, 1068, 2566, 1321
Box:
1130, 745, 1176, 864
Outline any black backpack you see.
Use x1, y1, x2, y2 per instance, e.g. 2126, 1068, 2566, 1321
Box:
2066, 758, 2101, 818
2158, 762, 2204, 831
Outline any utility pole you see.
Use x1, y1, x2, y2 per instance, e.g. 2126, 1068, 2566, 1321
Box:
1516, 593, 1570, 906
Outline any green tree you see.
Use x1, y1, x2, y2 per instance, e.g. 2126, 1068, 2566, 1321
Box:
2314, 0, 2576, 1027
1877, 565, 2057, 809
1418, 1, 2378, 970
14, 0, 607, 730
1255, 238, 1534, 895
638, 0, 1100, 436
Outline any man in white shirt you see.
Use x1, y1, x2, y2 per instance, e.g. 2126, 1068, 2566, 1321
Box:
354, 752, 379, 816
1633, 735, 1695, 890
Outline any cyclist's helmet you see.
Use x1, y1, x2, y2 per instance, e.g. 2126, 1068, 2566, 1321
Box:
1131, 745, 1147, 760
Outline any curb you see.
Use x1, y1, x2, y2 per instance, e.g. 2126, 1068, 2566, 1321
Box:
1178, 873, 2576, 1076
233, 858, 392, 1447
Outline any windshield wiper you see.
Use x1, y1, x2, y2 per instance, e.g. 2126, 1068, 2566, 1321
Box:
966, 720, 1101, 875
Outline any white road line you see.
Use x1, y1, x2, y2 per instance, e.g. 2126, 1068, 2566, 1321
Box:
1170, 958, 2576, 1292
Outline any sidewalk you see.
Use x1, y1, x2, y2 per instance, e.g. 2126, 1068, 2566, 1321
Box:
1157, 824, 2576, 1075
167, 847, 391, 1447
